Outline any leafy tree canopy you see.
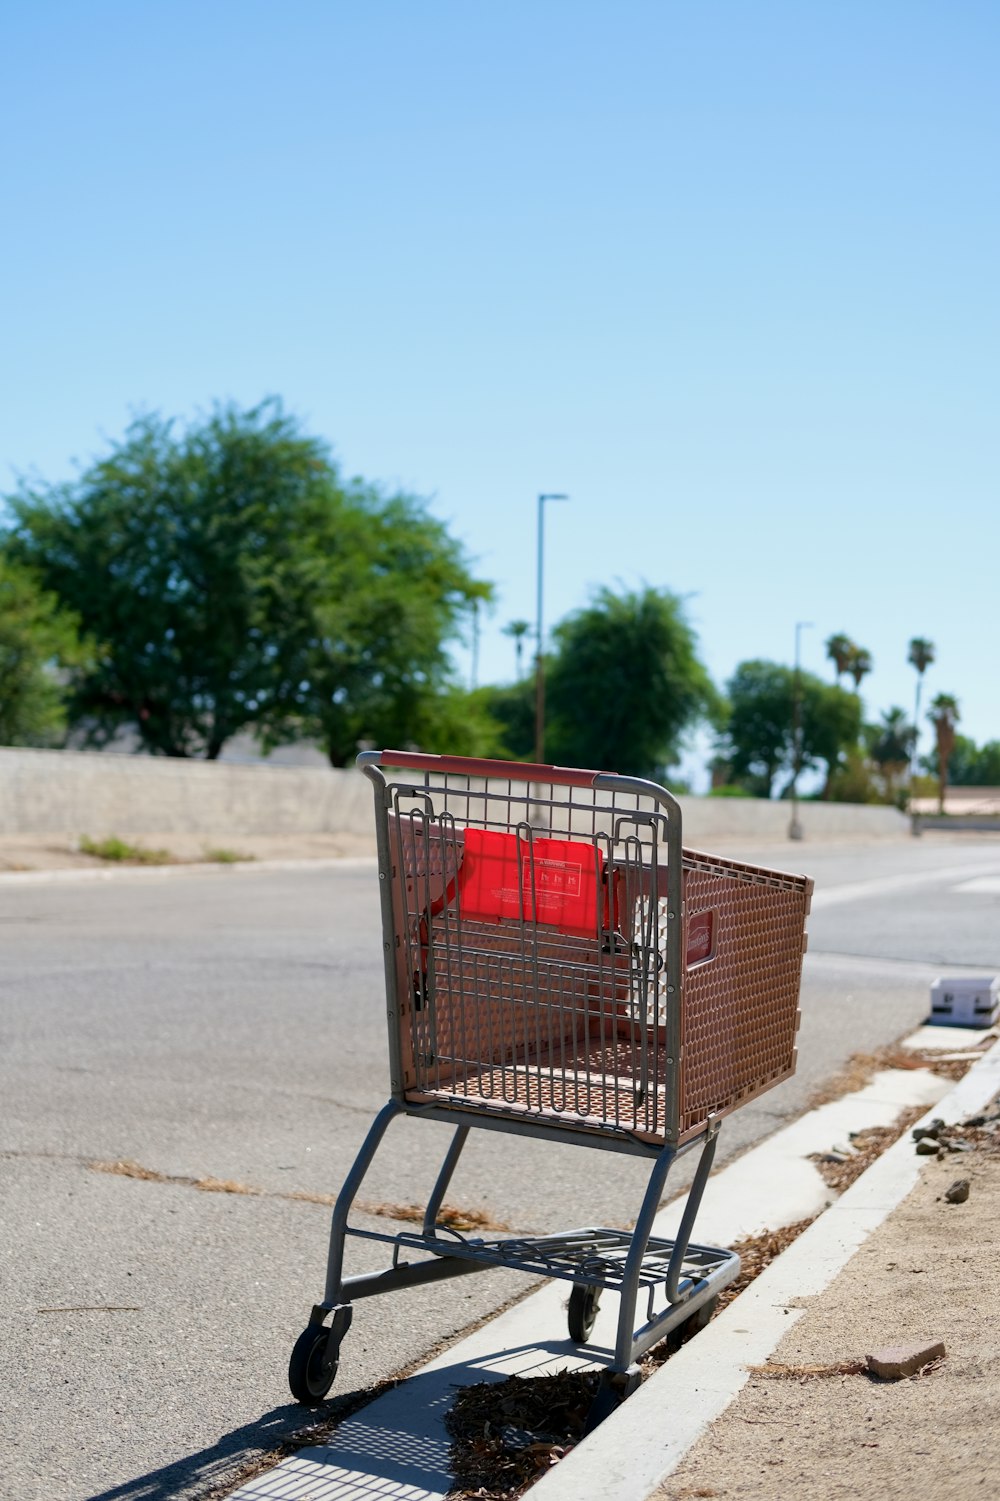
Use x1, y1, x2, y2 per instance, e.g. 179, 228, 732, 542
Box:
933, 733, 1000, 786
478, 676, 535, 761
280, 489, 493, 764
5, 401, 490, 762
543, 585, 718, 778
907, 637, 935, 675
825, 632, 855, 681
0, 554, 91, 746
718, 659, 861, 798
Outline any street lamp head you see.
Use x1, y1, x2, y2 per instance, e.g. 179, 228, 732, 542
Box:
539, 492, 569, 503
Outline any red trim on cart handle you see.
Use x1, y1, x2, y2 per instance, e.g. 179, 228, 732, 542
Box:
358, 748, 612, 788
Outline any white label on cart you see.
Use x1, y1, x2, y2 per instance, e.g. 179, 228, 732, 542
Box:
523, 856, 583, 901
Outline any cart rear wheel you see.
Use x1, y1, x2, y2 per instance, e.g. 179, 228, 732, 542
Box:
568, 1282, 602, 1343
288, 1323, 338, 1404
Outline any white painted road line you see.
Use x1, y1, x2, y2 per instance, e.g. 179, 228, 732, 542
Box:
953, 876, 1000, 894
808, 862, 1000, 909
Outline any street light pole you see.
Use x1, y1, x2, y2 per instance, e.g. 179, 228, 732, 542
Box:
789, 620, 814, 841
535, 492, 568, 764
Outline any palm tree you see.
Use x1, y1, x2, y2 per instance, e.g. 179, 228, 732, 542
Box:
502, 619, 532, 680
928, 692, 960, 814
870, 707, 915, 805
907, 637, 935, 790
825, 633, 855, 684
848, 646, 873, 691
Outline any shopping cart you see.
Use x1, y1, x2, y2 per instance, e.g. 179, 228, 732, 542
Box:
288, 751, 812, 1412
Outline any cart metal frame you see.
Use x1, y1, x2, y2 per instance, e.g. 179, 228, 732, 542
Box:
288, 751, 812, 1408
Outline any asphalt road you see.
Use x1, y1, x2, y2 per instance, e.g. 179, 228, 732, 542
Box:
2, 834, 999, 1501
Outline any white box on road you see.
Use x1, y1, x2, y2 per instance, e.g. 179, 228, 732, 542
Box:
929, 975, 1000, 1028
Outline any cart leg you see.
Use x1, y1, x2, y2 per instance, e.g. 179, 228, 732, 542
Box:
612, 1140, 678, 1372
583, 1365, 643, 1435
665, 1118, 720, 1302
422, 1125, 470, 1237
612, 1119, 721, 1372
322, 1099, 404, 1307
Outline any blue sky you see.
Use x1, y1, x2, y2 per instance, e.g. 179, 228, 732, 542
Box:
2, 1, 997, 784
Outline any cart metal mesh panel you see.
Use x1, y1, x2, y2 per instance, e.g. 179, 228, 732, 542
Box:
374, 757, 811, 1149
676, 851, 810, 1141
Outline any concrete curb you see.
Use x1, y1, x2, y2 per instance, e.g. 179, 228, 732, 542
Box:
226, 1050, 975, 1501
526, 1033, 1000, 1501
0, 856, 378, 885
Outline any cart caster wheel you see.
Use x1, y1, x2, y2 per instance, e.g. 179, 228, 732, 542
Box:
288, 1324, 338, 1405
568, 1282, 602, 1344
665, 1294, 719, 1355
682, 1294, 718, 1338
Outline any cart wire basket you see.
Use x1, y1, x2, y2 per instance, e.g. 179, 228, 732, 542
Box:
288, 751, 813, 1412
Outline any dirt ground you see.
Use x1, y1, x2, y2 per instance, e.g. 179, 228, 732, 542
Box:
0, 831, 376, 870
654, 1145, 1000, 1501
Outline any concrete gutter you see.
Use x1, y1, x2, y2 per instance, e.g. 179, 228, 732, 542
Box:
527, 1033, 1000, 1501
226, 1039, 984, 1501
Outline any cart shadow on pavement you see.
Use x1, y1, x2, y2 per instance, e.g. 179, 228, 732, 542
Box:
223, 1337, 612, 1501
83, 1399, 353, 1501
84, 1336, 612, 1501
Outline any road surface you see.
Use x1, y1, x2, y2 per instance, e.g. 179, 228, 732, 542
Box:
2, 833, 999, 1500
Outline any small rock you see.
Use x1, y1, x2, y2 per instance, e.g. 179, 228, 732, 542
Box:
943, 1179, 970, 1204
915, 1138, 941, 1155
944, 1139, 972, 1153
866, 1341, 946, 1380
819, 1151, 852, 1164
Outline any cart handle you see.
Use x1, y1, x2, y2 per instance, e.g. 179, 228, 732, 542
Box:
357, 748, 611, 789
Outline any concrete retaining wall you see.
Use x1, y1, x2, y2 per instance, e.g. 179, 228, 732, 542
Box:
677, 793, 909, 845
0, 746, 912, 842
0, 747, 373, 837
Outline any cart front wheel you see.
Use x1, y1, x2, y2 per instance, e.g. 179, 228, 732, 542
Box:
289, 1323, 338, 1405
568, 1282, 602, 1344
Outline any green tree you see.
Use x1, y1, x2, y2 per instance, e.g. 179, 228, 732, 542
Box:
478, 676, 535, 760
802, 677, 864, 796
720, 660, 794, 796
946, 735, 1000, 786
928, 693, 960, 813
826, 746, 882, 804
867, 706, 916, 805
907, 636, 935, 784
825, 632, 855, 684
502, 619, 532, 680
0, 555, 90, 746
6, 402, 490, 762
719, 659, 861, 798
542, 586, 718, 778
847, 644, 873, 691
284, 490, 492, 764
